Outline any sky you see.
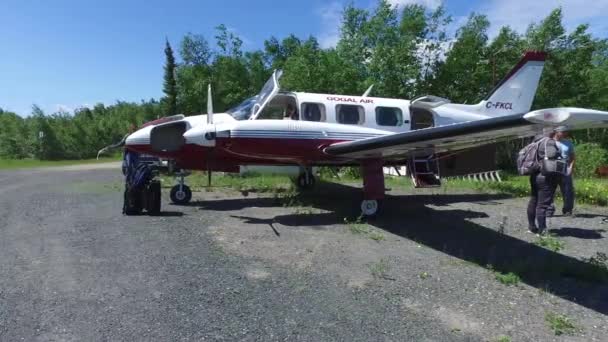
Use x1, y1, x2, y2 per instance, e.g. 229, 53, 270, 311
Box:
1, 0, 607, 116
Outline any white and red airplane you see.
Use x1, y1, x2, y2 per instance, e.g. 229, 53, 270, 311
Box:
126, 51, 608, 216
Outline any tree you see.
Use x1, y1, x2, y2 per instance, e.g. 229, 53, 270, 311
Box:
163, 39, 178, 115
433, 13, 491, 102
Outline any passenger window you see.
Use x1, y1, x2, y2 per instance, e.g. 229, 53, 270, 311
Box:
301, 103, 325, 122
375, 107, 403, 126
336, 105, 365, 125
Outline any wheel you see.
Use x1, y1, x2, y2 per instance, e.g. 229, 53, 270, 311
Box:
296, 173, 316, 190
170, 184, 192, 205
361, 200, 379, 217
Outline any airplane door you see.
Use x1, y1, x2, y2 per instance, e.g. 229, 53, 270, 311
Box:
410, 107, 435, 130
407, 106, 441, 188
250, 70, 283, 120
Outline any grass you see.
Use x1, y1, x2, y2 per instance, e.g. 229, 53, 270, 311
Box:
0, 156, 120, 170
368, 231, 385, 241
535, 234, 566, 252
495, 336, 511, 342
369, 259, 391, 280
161, 171, 294, 192
494, 271, 521, 286
545, 312, 580, 336
445, 173, 608, 206
344, 215, 369, 234
343, 215, 387, 241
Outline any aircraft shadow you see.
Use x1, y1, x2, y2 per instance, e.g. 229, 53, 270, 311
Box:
548, 227, 605, 240
214, 181, 608, 315
152, 211, 184, 217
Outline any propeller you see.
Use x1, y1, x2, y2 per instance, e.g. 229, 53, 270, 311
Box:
207, 83, 214, 187
207, 83, 214, 124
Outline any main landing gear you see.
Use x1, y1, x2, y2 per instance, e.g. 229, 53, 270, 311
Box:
360, 160, 385, 217
170, 169, 192, 205
295, 167, 316, 191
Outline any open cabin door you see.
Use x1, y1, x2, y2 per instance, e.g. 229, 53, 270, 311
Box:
249, 70, 283, 120
407, 97, 449, 188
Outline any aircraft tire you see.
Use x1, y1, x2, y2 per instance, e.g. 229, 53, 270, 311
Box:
296, 173, 316, 190
361, 199, 379, 217
170, 184, 192, 205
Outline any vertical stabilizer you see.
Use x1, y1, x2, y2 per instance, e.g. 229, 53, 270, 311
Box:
480, 51, 546, 116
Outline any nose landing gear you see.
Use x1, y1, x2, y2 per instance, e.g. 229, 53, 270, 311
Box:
170, 170, 192, 205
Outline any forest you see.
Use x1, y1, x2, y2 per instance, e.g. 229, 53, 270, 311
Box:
1, 1, 608, 169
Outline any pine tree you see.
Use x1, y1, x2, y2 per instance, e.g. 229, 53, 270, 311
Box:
163, 38, 178, 115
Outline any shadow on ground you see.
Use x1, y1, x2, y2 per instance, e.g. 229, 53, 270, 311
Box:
549, 227, 606, 239
194, 181, 608, 315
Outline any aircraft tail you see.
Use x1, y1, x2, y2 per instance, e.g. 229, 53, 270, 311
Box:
479, 51, 546, 116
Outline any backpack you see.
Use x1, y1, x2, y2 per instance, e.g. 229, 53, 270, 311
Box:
517, 138, 546, 175
131, 163, 152, 189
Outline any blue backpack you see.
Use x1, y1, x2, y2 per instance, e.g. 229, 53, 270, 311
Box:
131, 163, 152, 189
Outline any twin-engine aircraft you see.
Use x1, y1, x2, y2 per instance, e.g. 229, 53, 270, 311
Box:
126, 51, 608, 216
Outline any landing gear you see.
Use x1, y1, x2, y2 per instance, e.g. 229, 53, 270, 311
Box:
170, 170, 192, 205
360, 160, 385, 217
361, 200, 379, 217
295, 167, 316, 190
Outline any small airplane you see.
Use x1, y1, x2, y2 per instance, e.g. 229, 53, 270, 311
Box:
125, 51, 608, 216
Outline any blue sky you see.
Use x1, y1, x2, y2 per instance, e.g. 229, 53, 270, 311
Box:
1, 0, 607, 116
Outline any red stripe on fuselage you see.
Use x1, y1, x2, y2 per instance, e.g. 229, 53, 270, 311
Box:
126, 137, 352, 171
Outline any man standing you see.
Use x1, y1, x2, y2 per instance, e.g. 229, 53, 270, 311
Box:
527, 131, 562, 235
554, 126, 576, 216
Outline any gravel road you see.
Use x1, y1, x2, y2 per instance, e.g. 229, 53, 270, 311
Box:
0, 164, 606, 341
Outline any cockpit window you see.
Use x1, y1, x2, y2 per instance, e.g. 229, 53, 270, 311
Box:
227, 96, 257, 120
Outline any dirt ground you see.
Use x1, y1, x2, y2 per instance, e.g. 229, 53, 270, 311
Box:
1, 164, 607, 341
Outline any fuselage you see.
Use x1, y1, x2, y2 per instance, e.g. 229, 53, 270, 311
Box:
125, 91, 499, 171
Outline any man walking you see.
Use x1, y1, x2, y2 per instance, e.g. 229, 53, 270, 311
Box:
554, 126, 576, 216
527, 131, 562, 235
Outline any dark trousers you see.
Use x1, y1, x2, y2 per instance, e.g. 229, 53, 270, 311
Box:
527, 173, 560, 230
559, 174, 575, 213
547, 174, 575, 215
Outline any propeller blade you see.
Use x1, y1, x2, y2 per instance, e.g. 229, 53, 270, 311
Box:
207, 84, 214, 124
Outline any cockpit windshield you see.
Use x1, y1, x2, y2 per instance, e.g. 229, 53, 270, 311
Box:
226, 69, 283, 120
227, 96, 257, 120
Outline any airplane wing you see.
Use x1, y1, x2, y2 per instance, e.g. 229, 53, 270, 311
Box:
324, 108, 608, 159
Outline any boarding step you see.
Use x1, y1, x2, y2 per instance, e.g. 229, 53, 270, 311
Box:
408, 155, 441, 188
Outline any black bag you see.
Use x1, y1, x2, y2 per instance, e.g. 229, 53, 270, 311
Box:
123, 185, 143, 215
539, 138, 567, 176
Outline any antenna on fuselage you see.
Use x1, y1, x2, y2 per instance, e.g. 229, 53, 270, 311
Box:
207, 84, 214, 124
362, 84, 374, 97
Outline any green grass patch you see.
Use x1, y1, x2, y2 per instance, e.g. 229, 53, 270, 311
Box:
494, 271, 521, 286
161, 171, 294, 192
535, 234, 566, 252
343, 215, 386, 241
545, 312, 580, 336
0, 156, 120, 170
445, 174, 608, 206
368, 231, 385, 241
495, 336, 511, 342
369, 259, 391, 279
